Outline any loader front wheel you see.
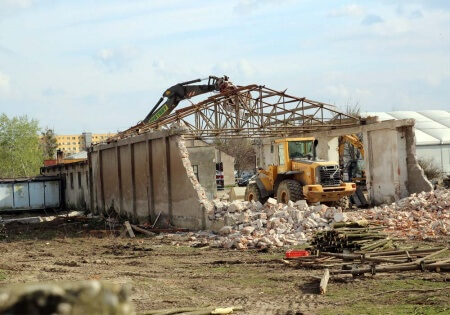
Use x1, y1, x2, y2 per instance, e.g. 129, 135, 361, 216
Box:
276, 180, 303, 204
326, 196, 350, 209
336, 196, 350, 209
245, 183, 264, 203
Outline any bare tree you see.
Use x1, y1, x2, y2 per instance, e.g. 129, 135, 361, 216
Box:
40, 127, 58, 160
215, 138, 255, 177
417, 157, 444, 180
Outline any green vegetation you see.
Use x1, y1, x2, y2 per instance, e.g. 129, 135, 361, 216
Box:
0, 270, 7, 281
321, 278, 450, 315
0, 113, 43, 178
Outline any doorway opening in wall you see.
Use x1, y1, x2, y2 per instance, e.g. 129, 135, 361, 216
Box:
192, 165, 199, 181
216, 162, 224, 190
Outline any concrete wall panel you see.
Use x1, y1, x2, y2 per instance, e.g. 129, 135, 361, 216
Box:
88, 130, 212, 227
119, 145, 132, 215
102, 148, 120, 211
187, 147, 216, 199
170, 138, 207, 228
133, 141, 149, 221
151, 137, 170, 219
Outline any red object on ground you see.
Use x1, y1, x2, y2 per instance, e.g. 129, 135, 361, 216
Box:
285, 250, 310, 258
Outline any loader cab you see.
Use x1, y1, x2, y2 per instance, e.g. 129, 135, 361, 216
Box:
275, 137, 318, 169
288, 140, 315, 161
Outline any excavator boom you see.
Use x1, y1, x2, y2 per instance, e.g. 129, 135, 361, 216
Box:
143, 75, 234, 124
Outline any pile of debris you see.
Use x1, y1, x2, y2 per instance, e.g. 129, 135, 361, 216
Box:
347, 188, 449, 239
207, 197, 349, 250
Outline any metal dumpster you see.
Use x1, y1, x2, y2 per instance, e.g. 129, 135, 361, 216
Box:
0, 177, 61, 211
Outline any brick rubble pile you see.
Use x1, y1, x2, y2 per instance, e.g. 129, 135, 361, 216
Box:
205, 197, 349, 250
155, 187, 448, 249
348, 188, 449, 239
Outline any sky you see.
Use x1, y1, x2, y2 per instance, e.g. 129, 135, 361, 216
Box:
0, 0, 449, 134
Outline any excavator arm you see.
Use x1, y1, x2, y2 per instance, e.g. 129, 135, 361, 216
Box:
339, 134, 364, 158
143, 75, 234, 124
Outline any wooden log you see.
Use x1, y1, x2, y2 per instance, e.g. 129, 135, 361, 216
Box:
124, 221, 135, 238
354, 247, 445, 257
330, 263, 450, 275
319, 269, 330, 295
414, 248, 448, 264
130, 224, 157, 237
429, 258, 450, 266
332, 220, 368, 228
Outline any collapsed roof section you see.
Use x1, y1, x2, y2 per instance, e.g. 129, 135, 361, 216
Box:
111, 85, 363, 141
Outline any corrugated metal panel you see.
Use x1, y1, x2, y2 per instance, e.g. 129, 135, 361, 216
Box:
0, 184, 14, 210
44, 181, 60, 207
13, 183, 29, 209
29, 182, 45, 208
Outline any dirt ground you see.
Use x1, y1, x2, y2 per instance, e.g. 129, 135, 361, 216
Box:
0, 216, 449, 315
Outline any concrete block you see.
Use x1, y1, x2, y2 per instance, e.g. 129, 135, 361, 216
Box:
219, 226, 233, 235
229, 187, 246, 201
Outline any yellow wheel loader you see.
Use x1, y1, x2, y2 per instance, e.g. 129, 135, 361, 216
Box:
245, 137, 356, 208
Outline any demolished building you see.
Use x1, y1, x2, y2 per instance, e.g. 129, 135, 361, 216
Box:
40, 84, 432, 230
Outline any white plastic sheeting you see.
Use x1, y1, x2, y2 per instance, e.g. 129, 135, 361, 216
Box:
363, 111, 450, 145
362, 110, 450, 174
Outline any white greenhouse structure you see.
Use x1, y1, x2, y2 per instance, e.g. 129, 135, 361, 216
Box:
362, 110, 450, 176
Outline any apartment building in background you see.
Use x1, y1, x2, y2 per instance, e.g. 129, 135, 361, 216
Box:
56, 132, 116, 154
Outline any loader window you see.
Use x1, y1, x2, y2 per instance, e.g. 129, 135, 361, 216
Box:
289, 141, 313, 159
278, 143, 285, 165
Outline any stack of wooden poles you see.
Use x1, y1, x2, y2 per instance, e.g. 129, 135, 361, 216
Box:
311, 220, 395, 253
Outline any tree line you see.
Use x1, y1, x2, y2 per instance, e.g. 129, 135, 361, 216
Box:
0, 113, 57, 178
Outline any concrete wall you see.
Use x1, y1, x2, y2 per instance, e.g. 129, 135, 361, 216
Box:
187, 146, 216, 199
185, 139, 236, 187
41, 162, 90, 210
316, 136, 340, 163
363, 128, 409, 204
90, 130, 212, 228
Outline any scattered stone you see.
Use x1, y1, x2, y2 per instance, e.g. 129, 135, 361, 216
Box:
0, 281, 133, 315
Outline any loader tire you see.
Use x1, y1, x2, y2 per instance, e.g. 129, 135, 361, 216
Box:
328, 196, 350, 209
276, 180, 303, 204
245, 183, 266, 203
337, 196, 350, 209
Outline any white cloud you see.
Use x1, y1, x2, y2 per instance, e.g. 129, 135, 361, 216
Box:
328, 4, 365, 18
361, 14, 383, 26
0, 0, 34, 18
326, 84, 372, 106
152, 59, 186, 79
426, 70, 450, 86
94, 46, 140, 72
0, 71, 11, 94
0, 71, 9, 89
234, 0, 289, 15
1, 0, 33, 9
212, 59, 258, 78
